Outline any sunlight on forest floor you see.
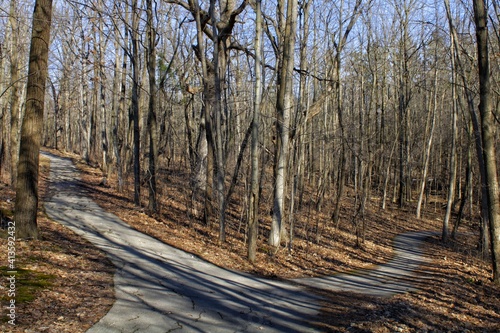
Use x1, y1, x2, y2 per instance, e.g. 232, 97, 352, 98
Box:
0, 148, 498, 332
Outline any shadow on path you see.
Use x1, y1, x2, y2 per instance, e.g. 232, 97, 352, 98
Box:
42, 152, 436, 332
42, 152, 321, 333
294, 231, 438, 297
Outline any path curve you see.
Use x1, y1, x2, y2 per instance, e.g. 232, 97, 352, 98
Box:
295, 231, 438, 297
42, 152, 436, 332
43, 153, 321, 333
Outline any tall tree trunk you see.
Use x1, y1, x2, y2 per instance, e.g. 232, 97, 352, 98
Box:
270, 0, 298, 249
131, 0, 141, 206
443, 28, 458, 241
192, 0, 211, 225
248, 0, 262, 262
9, 0, 21, 187
416, 46, 438, 219
209, 0, 227, 242
79, 17, 90, 163
146, 0, 158, 212
14, 0, 53, 239
473, 0, 500, 284
111, 3, 125, 192
96, 2, 109, 180
396, 4, 412, 208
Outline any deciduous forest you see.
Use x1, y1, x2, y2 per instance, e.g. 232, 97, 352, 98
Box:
1, 0, 500, 331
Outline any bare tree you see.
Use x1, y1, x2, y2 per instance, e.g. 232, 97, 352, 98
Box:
473, 0, 500, 284
131, 0, 141, 206
443, 0, 459, 240
269, 0, 298, 249
14, 0, 53, 239
248, 0, 262, 263
8, 0, 21, 187
416, 34, 438, 219
146, 0, 159, 212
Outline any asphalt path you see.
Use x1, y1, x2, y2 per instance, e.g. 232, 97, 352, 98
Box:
42, 152, 435, 332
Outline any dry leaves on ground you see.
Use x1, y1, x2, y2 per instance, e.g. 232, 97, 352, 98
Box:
2, 148, 499, 332
1, 156, 114, 333
65, 149, 499, 332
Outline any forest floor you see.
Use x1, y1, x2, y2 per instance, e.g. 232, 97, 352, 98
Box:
1, 148, 499, 332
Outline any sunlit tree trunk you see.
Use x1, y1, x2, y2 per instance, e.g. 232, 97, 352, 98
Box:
79, 15, 90, 163
416, 43, 438, 219
270, 0, 298, 249
442, 27, 458, 241
96, 0, 109, 180
248, 0, 262, 263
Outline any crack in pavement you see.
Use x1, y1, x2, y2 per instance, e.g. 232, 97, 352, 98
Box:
166, 323, 183, 333
42, 152, 436, 332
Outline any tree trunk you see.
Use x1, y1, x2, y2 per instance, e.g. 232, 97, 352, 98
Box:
146, 0, 158, 212
248, 0, 262, 263
473, 0, 500, 284
96, 2, 109, 181
14, 0, 53, 239
416, 47, 438, 219
131, 0, 141, 206
79, 17, 90, 163
9, 0, 21, 187
452, 135, 472, 239
270, 0, 298, 249
209, 0, 227, 243
442, 30, 458, 241
111, 3, 126, 192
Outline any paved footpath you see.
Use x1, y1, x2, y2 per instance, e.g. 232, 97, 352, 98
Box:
42, 152, 435, 332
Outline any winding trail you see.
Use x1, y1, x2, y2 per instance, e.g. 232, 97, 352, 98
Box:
42, 152, 436, 332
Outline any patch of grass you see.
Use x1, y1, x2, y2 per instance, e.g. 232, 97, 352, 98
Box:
0, 266, 55, 303
0, 208, 14, 218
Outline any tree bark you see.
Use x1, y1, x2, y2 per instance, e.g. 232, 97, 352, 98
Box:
442, 31, 458, 241
473, 0, 500, 284
9, 0, 21, 187
110, 3, 125, 192
131, 0, 141, 206
248, 0, 262, 262
209, 0, 227, 243
79, 17, 90, 163
14, 0, 53, 239
416, 38, 438, 219
146, 0, 158, 212
270, 0, 298, 249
